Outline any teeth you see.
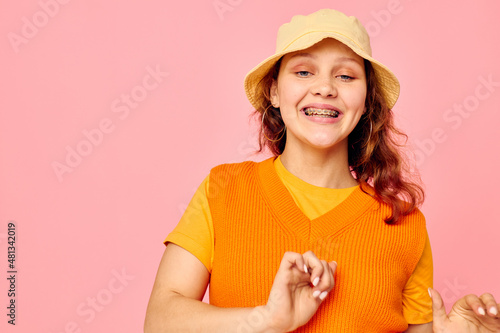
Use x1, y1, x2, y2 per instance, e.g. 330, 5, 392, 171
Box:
303, 107, 339, 117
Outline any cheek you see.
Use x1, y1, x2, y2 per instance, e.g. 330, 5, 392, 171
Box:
344, 87, 367, 109
278, 81, 307, 104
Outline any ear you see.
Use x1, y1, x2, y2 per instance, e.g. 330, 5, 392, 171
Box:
270, 80, 279, 108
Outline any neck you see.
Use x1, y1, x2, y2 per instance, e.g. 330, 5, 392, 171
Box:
279, 138, 358, 189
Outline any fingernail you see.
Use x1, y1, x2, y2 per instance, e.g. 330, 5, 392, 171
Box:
319, 291, 328, 300
313, 290, 321, 298
304, 264, 308, 274
490, 306, 498, 316
428, 288, 432, 298
313, 277, 319, 287
478, 307, 485, 316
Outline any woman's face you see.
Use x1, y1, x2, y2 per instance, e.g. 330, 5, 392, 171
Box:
270, 37, 367, 152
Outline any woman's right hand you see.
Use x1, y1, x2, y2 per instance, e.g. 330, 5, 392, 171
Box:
263, 251, 337, 333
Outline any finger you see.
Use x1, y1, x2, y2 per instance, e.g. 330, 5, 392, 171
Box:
302, 251, 324, 287
328, 261, 337, 275
280, 251, 308, 274
464, 294, 488, 316
323, 260, 336, 292
328, 261, 337, 285
479, 293, 499, 317
430, 288, 448, 329
310, 260, 337, 301
314, 260, 333, 300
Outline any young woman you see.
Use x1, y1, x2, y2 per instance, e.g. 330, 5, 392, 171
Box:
144, 9, 500, 332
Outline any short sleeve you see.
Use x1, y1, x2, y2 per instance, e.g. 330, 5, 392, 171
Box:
163, 175, 214, 273
402, 230, 433, 324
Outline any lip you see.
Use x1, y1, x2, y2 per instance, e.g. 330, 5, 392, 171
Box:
300, 103, 343, 124
300, 103, 342, 114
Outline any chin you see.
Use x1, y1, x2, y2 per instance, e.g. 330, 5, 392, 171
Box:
305, 135, 347, 150
306, 140, 340, 150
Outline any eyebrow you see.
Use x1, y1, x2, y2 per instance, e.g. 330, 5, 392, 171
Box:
289, 52, 316, 60
289, 52, 360, 64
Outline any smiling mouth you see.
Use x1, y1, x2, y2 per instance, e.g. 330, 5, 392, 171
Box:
303, 107, 340, 118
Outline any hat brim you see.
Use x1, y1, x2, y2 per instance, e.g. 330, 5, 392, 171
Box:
244, 33, 400, 110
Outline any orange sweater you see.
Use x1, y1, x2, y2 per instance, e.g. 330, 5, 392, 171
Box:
207, 157, 428, 332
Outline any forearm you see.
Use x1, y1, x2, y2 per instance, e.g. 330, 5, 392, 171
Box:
144, 293, 279, 333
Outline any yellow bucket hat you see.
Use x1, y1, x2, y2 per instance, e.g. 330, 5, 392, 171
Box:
244, 8, 400, 110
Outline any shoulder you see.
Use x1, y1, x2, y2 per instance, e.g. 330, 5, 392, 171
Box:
209, 159, 259, 175
207, 158, 271, 196
208, 157, 273, 180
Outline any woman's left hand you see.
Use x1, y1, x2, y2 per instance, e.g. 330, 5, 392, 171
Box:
430, 287, 500, 332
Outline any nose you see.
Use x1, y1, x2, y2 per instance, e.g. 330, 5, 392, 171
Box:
312, 75, 337, 98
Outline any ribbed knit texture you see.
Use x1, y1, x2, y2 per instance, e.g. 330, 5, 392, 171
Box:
208, 157, 427, 332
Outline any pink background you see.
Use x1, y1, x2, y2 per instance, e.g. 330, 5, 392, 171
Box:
1, 0, 499, 331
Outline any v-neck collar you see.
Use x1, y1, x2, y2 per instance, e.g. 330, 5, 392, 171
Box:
255, 156, 379, 243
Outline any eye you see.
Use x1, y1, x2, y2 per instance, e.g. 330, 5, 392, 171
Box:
296, 71, 311, 77
338, 75, 354, 81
